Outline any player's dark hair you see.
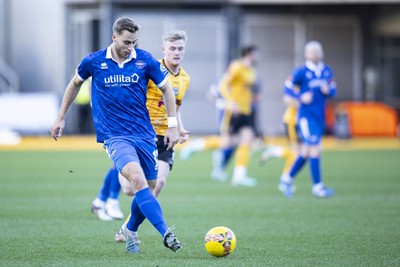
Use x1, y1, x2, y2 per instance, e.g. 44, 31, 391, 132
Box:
113, 17, 140, 35
241, 45, 257, 57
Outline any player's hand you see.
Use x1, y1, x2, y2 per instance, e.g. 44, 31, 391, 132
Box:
320, 81, 330, 95
300, 91, 313, 104
178, 129, 190, 144
226, 101, 239, 115
164, 127, 179, 150
50, 118, 65, 141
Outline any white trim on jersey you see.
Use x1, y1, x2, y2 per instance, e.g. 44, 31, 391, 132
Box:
305, 60, 324, 78
299, 117, 310, 139
284, 79, 294, 89
76, 69, 85, 82
105, 44, 137, 60
156, 75, 170, 88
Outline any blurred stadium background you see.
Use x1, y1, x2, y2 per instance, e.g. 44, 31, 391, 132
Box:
0, 0, 400, 139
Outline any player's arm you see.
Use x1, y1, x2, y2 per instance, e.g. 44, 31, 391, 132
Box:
158, 82, 179, 150
218, 72, 232, 100
177, 106, 190, 144
218, 65, 239, 113
283, 94, 299, 108
283, 74, 301, 107
50, 74, 84, 141
288, 69, 312, 105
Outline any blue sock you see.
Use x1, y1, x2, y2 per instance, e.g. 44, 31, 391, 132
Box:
108, 167, 121, 200
222, 147, 235, 168
97, 167, 114, 201
134, 187, 168, 236
309, 157, 321, 185
127, 198, 146, 232
289, 156, 307, 178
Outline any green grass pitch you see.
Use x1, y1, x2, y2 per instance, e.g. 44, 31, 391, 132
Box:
0, 148, 399, 266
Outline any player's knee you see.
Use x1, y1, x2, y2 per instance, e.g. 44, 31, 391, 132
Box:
309, 146, 321, 157
118, 173, 133, 195
122, 184, 135, 196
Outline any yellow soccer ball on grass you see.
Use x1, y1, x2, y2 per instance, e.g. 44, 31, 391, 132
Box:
204, 226, 236, 257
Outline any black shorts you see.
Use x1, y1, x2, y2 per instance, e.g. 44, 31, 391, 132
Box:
229, 114, 253, 135
156, 135, 174, 170
283, 123, 301, 144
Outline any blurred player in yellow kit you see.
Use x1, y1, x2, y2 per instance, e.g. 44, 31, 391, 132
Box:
115, 29, 190, 242
181, 46, 260, 187
217, 45, 260, 187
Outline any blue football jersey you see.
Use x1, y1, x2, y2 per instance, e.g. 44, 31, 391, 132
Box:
284, 61, 336, 124
77, 46, 169, 142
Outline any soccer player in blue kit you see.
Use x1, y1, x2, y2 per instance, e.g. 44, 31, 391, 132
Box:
50, 17, 181, 253
279, 41, 336, 198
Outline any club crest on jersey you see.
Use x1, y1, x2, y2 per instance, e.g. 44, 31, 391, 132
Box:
101, 62, 108, 70
306, 71, 313, 79
173, 87, 179, 95
135, 60, 145, 69
160, 64, 169, 75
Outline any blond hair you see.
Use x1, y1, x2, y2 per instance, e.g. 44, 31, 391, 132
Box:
162, 30, 187, 43
304, 40, 324, 60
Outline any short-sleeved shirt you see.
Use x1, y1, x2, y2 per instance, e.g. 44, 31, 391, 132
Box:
284, 61, 336, 126
76, 45, 169, 143
146, 59, 190, 136
220, 60, 256, 115
284, 61, 336, 145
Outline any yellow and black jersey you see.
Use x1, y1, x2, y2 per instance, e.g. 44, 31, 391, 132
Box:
219, 60, 256, 115
146, 59, 190, 136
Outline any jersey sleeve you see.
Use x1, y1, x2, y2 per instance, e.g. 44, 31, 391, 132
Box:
76, 54, 93, 81
283, 68, 302, 98
148, 56, 170, 88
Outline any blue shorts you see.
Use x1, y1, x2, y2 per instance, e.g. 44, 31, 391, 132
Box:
103, 136, 158, 180
298, 117, 324, 146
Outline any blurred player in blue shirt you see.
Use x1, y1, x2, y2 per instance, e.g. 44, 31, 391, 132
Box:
279, 41, 336, 198
50, 17, 181, 253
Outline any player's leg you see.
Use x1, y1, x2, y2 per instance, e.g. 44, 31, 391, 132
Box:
289, 117, 311, 177
211, 109, 232, 181
121, 162, 175, 253
231, 125, 257, 187
105, 166, 124, 220
115, 160, 170, 242
154, 161, 171, 197
280, 123, 300, 174
115, 179, 155, 244
308, 136, 334, 198
154, 135, 174, 197
278, 145, 307, 198
220, 137, 236, 169
105, 137, 180, 253
115, 136, 174, 243
91, 166, 115, 221
211, 132, 234, 182
279, 119, 309, 197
